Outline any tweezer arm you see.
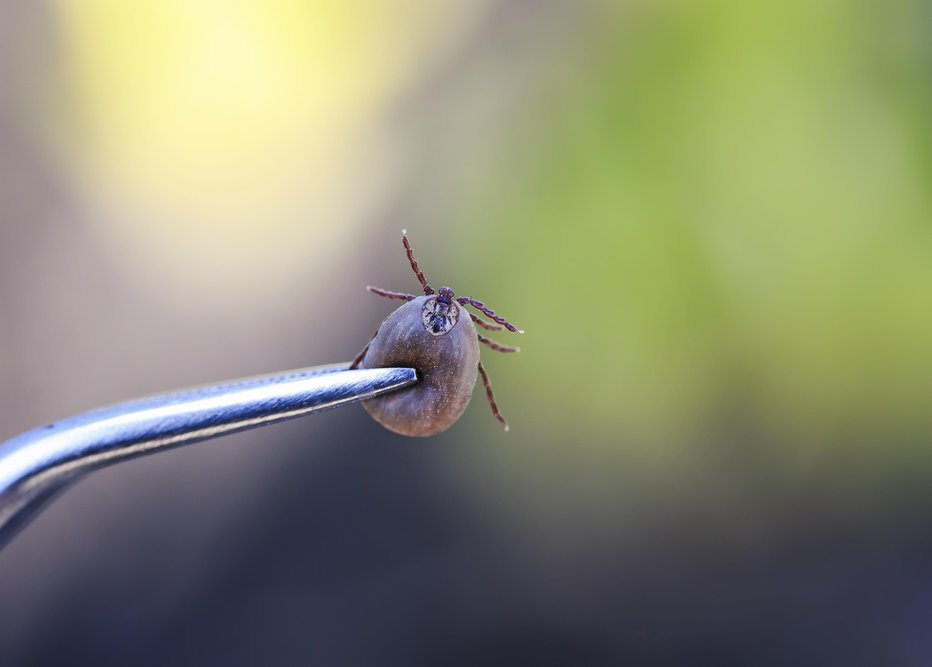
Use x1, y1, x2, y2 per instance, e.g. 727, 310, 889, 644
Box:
0, 363, 417, 547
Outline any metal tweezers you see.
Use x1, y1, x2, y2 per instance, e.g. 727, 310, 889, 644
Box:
0, 363, 417, 548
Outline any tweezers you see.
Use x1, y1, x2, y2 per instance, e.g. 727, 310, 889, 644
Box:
0, 363, 417, 549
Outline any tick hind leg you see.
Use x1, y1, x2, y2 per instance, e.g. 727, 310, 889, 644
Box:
350, 327, 380, 369
478, 334, 520, 353
367, 286, 417, 301
478, 361, 509, 431
402, 230, 434, 295
470, 313, 503, 331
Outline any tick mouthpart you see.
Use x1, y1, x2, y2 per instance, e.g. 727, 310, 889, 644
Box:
437, 286, 455, 305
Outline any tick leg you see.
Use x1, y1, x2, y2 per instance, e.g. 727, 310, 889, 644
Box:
349, 328, 380, 369
470, 313, 503, 331
478, 361, 509, 431
367, 286, 417, 301
402, 229, 434, 295
457, 297, 524, 334
477, 334, 520, 353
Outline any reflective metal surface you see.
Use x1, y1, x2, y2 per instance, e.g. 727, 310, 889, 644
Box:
0, 364, 417, 547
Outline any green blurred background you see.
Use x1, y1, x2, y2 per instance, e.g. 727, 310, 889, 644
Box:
1, 0, 931, 663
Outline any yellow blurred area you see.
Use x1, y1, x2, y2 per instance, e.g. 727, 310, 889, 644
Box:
48, 0, 485, 293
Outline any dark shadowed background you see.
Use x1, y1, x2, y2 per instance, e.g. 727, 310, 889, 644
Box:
2, 0, 932, 664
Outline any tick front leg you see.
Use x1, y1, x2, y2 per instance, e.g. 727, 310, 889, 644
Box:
367, 286, 417, 301
401, 230, 435, 295
478, 361, 509, 431
477, 334, 520, 353
457, 297, 524, 334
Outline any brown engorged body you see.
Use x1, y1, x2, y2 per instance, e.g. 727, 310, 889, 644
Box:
362, 296, 479, 437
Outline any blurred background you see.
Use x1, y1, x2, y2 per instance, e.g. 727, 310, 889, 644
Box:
1, 0, 931, 664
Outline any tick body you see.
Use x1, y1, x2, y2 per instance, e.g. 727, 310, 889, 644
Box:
352, 231, 523, 436
362, 296, 478, 436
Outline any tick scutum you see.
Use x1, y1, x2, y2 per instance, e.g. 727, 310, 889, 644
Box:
421, 295, 458, 336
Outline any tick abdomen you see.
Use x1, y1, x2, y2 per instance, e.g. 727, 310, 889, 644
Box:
362, 296, 479, 437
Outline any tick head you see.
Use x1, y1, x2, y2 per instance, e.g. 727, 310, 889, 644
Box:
437, 286, 455, 305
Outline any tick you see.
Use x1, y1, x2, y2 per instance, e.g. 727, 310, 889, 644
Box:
350, 230, 523, 436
